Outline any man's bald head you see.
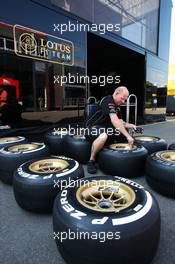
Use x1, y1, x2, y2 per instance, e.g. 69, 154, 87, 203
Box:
114, 86, 129, 96
113, 86, 129, 105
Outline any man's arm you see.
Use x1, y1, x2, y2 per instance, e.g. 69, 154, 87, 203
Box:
110, 113, 134, 145
122, 121, 136, 130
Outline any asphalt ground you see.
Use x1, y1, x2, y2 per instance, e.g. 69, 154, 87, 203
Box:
1, 119, 175, 264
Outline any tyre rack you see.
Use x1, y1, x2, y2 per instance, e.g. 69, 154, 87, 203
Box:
121, 94, 137, 125
86, 94, 137, 125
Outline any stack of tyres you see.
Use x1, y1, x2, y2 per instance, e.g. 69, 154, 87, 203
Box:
64, 134, 91, 164
13, 156, 84, 213
146, 150, 175, 197
53, 176, 160, 264
134, 136, 167, 154
44, 128, 68, 155
0, 142, 49, 184
98, 143, 148, 177
0, 136, 28, 148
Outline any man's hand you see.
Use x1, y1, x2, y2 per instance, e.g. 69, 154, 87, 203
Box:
125, 123, 137, 130
135, 127, 143, 134
110, 115, 134, 145
127, 135, 134, 145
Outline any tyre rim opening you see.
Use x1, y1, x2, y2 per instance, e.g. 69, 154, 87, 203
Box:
135, 136, 158, 142
156, 151, 175, 162
76, 180, 135, 212
29, 159, 69, 173
7, 144, 40, 153
0, 137, 20, 143
109, 143, 137, 151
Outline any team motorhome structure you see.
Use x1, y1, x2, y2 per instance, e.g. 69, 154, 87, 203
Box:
0, 0, 172, 124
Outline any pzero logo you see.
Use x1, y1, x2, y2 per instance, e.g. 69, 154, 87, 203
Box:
13, 25, 74, 65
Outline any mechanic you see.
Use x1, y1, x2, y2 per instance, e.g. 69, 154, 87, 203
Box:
85, 86, 136, 174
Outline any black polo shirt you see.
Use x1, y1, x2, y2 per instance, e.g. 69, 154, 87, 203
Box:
85, 95, 122, 127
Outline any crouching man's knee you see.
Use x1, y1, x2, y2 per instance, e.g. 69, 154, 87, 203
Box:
99, 132, 108, 142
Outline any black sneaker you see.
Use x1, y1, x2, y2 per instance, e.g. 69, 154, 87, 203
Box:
87, 160, 97, 174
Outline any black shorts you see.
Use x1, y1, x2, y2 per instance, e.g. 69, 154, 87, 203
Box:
85, 125, 126, 143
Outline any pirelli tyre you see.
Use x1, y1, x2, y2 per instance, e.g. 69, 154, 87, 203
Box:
53, 176, 160, 264
0, 143, 49, 185
98, 143, 148, 178
13, 156, 84, 213
0, 136, 28, 148
146, 151, 175, 197
134, 135, 167, 154
64, 135, 91, 164
44, 128, 67, 155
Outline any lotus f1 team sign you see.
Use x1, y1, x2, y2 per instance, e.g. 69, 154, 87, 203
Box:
13, 25, 74, 65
